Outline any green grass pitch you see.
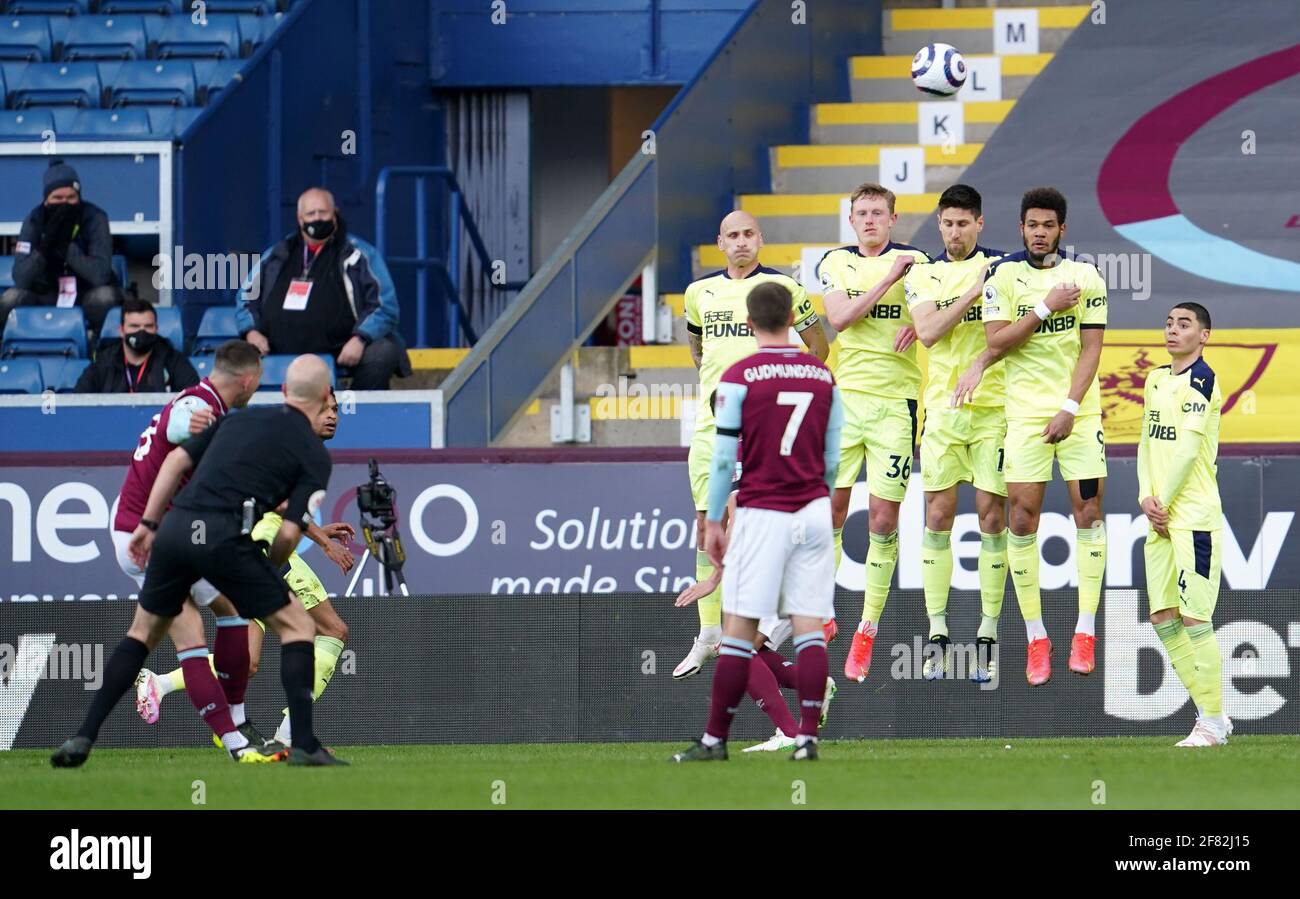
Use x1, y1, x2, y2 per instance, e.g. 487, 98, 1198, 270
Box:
5, 736, 1300, 809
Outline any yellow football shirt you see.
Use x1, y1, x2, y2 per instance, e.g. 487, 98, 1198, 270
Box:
905, 245, 1006, 411
818, 242, 929, 399
1139, 358, 1223, 531
981, 251, 1107, 420
684, 266, 819, 429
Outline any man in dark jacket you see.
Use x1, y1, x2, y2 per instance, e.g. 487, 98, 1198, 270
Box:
75, 298, 198, 393
1, 160, 124, 336
236, 187, 410, 390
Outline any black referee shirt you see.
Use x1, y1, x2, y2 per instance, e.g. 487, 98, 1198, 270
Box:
172, 404, 332, 529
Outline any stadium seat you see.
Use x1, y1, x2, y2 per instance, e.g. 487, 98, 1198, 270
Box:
189, 354, 212, 378
0, 358, 42, 393
35, 355, 87, 392
0, 107, 53, 136
210, 1, 277, 14
155, 15, 243, 59
112, 253, 128, 289
0, 255, 14, 288
142, 103, 201, 135
5, 1, 93, 15
106, 59, 196, 106
0, 17, 53, 62
9, 61, 102, 108
97, 1, 175, 14
259, 12, 284, 44
1, 307, 88, 358
198, 58, 241, 102
191, 304, 238, 354
60, 15, 151, 61
99, 304, 184, 349
257, 353, 335, 390
64, 107, 151, 136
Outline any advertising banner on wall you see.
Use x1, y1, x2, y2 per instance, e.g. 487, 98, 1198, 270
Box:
0, 456, 1296, 602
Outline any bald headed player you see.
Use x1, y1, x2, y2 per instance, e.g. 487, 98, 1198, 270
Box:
52, 355, 344, 767
674, 211, 829, 680
820, 183, 928, 683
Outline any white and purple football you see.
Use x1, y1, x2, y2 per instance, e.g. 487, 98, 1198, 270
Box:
911, 43, 967, 97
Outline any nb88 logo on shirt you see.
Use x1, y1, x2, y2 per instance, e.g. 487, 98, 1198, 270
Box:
868, 304, 902, 320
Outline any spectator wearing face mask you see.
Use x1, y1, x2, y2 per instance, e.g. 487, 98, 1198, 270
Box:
74, 297, 198, 393
1, 160, 125, 337
236, 187, 410, 390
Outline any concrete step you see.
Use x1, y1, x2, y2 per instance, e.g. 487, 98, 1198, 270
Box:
882, 5, 1090, 56
811, 99, 1013, 145
739, 192, 936, 244
769, 143, 980, 194
849, 52, 1050, 102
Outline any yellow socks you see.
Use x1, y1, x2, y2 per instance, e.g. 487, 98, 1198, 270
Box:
1076, 523, 1106, 634
862, 531, 898, 624
921, 529, 952, 638
978, 529, 1008, 641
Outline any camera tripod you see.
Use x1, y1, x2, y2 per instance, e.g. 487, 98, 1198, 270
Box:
344, 517, 410, 597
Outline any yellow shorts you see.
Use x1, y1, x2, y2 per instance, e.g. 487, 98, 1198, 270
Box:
250, 515, 328, 612
834, 390, 918, 502
1145, 528, 1222, 621
920, 404, 1007, 495
1003, 414, 1107, 484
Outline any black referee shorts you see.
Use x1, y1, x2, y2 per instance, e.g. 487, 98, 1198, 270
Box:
138, 510, 292, 621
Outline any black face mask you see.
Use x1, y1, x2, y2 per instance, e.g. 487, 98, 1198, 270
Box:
124, 330, 159, 354
302, 218, 335, 241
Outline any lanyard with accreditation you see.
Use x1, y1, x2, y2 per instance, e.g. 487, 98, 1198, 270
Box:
283, 243, 322, 311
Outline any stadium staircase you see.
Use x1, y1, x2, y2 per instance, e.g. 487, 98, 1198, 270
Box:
478, 1, 1091, 447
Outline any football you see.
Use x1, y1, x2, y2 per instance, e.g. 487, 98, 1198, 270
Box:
911, 42, 967, 96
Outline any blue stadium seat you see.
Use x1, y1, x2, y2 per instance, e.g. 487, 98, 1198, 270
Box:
211, 1, 277, 14
112, 253, 128, 289
157, 104, 200, 135
258, 12, 284, 44
106, 59, 195, 106
0, 17, 53, 61
65, 107, 151, 135
97, 1, 175, 14
35, 355, 87, 392
60, 15, 151, 61
0, 358, 42, 393
191, 304, 238, 354
9, 61, 102, 107
258, 353, 335, 390
0, 255, 15, 287
1, 307, 88, 358
0, 107, 53, 136
5, 1, 93, 14
155, 15, 243, 59
189, 354, 211, 378
99, 303, 184, 349
198, 57, 241, 102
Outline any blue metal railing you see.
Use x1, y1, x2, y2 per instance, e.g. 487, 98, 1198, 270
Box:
375, 165, 526, 348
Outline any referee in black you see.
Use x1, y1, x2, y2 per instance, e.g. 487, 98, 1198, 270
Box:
52, 355, 345, 767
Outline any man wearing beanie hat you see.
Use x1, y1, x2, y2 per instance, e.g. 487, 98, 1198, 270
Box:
1, 159, 124, 336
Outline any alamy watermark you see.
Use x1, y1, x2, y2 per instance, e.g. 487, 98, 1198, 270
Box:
0, 639, 103, 689
152, 247, 262, 297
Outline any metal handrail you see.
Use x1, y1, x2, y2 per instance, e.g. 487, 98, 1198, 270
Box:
374, 165, 525, 348
439, 150, 655, 444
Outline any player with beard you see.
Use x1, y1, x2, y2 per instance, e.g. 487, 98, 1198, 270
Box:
952, 187, 1108, 685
